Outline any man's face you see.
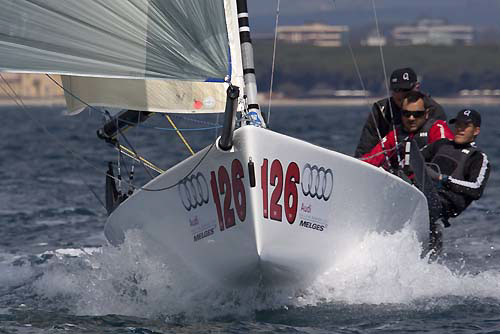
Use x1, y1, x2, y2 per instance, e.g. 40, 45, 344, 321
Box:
401, 98, 428, 133
391, 89, 410, 108
454, 121, 480, 144
391, 83, 418, 108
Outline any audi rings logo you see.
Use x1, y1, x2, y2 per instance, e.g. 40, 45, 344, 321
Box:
301, 164, 334, 201
178, 172, 210, 211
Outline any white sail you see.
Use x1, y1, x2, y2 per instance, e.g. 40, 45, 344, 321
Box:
0, 0, 244, 114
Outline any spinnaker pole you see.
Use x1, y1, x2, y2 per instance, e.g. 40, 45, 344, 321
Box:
236, 0, 267, 128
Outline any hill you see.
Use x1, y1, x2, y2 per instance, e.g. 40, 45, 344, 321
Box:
253, 41, 500, 97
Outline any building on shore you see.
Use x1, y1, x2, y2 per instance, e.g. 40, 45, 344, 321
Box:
392, 19, 474, 46
0, 73, 63, 99
460, 89, 500, 96
277, 23, 349, 47
361, 32, 387, 47
306, 88, 371, 98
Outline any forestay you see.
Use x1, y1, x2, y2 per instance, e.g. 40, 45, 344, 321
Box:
0, 0, 244, 114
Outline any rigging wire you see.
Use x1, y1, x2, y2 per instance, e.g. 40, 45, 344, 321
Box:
99, 107, 157, 179
344, 27, 387, 142
137, 142, 216, 192
130, 108, 141, 193
1, 73, 220, 195
371, 0, 401, 166
164, 114, 195, 155
115, 144, 164, 174
45, 74, 110, 121
266, 0, 281, 126
117, 127, 155, 180
346, 37, 391, 165
46, 74, 221, 132
46, 74, 204, 178
329, 0, 391, 164
169, 113, 220, 126
0, 73, 107, 211
113, 120, 221, 132
108, 114, 221, 132
48, 74, 156, 180
358, 141, 404, 161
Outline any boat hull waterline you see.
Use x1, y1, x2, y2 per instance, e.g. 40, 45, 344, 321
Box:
104, 126, 429, 288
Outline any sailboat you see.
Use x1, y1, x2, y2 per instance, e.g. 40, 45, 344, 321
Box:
0, 0, 429, 288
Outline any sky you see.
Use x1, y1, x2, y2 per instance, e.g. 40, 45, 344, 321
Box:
247, 0, 500, 33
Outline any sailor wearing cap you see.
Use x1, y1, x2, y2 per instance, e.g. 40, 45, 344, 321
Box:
355, 67, 446, 158
421, 109, 491, 255
361, 91, 453, 169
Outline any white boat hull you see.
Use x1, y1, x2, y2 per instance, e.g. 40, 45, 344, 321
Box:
105, 126, 429, 288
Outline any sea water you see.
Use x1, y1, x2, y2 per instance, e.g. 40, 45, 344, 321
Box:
0, 104, 499, 333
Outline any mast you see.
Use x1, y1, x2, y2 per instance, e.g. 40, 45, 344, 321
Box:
236, 0, 267, 128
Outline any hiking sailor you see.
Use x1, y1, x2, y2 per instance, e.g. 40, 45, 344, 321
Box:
354, 67, 446, 158
361, 91, 453, 170
421, 109, 491, 254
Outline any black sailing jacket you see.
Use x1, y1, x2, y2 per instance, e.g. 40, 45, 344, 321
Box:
421, 139, 490, 218
354, 94, 446, 158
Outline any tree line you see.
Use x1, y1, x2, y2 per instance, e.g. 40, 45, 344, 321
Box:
252, 41, 500, 97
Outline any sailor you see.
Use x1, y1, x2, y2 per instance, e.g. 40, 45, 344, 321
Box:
421, 109, 491, 254
361, 91, 453, 170
354, 67, 446, 158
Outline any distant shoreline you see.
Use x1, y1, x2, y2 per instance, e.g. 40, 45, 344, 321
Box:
1, 96, 499, 108
0, 97, 66, 108
259, 96, 500, 107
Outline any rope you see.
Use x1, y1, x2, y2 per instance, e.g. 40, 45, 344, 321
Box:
371, 0, 401, 166
117, 144, 164, 174
47, 74, 221, 132
358, 141, 403, 161
117, 127, 155, 179
1, 73, 222, 196
165, 115, 195, 156
169, 113, 220, 126
342, 17, 390, 165
109, 118, 221, 132
267, 0, 281, 125
47, 74, 198, 174
45, 74, 110, 120
139, 142, 216, 192
328, 0, 391, 164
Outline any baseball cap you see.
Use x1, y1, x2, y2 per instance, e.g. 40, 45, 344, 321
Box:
390, 67, 417, 91
449, 109, 481, 127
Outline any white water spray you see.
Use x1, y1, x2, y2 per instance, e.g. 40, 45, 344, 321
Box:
3, 228, 499, 321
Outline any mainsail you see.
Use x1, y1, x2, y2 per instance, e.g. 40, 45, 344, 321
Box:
0, 0, 244, 114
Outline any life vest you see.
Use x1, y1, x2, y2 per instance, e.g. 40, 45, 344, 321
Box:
379, 120, 441, 172
395, 119, 436, 156
411, 118, 436, 149
388, 120, 438, 175
429, 141, 478, 180
392, 119, 436, 167
429, 141, 482, 218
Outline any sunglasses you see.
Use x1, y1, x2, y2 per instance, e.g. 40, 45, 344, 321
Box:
402, 109, 426, 118
393, 88, 413, 93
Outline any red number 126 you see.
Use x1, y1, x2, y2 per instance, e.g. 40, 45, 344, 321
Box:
261, 159, 300, 224
210, 159, 246, 231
